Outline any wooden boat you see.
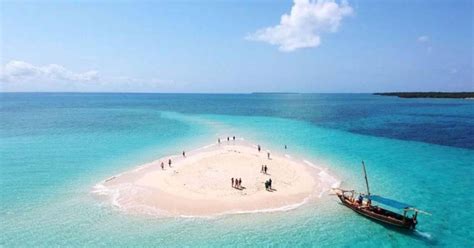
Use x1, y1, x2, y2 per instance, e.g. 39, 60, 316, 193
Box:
334, 162, 428, 230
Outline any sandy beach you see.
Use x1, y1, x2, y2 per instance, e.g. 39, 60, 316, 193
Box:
95, 140, 339, 217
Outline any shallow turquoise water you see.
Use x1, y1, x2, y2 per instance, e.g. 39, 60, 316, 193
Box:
1, 93, 473, 247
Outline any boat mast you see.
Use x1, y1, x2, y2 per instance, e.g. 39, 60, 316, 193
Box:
362, 161, 371, 196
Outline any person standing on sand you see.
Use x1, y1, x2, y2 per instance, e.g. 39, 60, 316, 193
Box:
269, 178, 272, 190
238, 178, 242, 189
267, 152, 270, 159
227, 137, 230, 141
182, 151, 186, 157
231, 178, 234, 188
261, 165, 264, 173
218, 138, 221, 144
168, 159, 172, 167
161, 162, 164, 170
233, 136, 235, 141
258, 145, 261, 152
264, 165, 268, 174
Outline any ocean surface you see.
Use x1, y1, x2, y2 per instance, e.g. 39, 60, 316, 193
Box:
1, 93, 473, 247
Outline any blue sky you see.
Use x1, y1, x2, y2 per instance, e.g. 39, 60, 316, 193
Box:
0, 0, 472, 93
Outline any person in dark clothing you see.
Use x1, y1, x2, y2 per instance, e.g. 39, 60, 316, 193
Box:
268, 178, 272, 189
168, 159, 172, 167
161, 162, 164, 170
264, 165, 268, 174
258, 145, 261, 152
231, 178, 234, 188
182, 151, 186, 157
233, 136, 235, 140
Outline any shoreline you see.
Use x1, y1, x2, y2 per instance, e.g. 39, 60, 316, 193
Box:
93, 138, 340, 217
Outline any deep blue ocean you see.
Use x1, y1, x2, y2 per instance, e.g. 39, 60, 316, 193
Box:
1, 93, 473, 247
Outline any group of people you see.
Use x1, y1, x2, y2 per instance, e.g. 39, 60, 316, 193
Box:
160, 159, 173, 170
159, 149, 189, 170
231, 177, 243, 189
156, 140, 284, 194
218, 136, 236, 144
265, 178, 273, 191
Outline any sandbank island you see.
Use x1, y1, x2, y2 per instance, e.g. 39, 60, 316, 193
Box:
374, 92, 474, 99
94, 139, 339, 217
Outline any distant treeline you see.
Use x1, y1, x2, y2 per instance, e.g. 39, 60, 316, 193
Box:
374, 92, 474, 99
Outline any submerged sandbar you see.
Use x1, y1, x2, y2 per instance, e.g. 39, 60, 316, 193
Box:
94, 140, 338, 217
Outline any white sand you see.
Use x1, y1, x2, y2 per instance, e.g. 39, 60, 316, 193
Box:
95, 140, 338, 217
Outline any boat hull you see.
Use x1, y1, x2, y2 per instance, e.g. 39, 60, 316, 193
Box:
337, 194, 416, 230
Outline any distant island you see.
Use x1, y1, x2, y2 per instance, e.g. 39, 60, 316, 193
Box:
374, 92, 474, 99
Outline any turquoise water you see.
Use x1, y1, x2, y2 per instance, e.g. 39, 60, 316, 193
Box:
1, 93, 473, 247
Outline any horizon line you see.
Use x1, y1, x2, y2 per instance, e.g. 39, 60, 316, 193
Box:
1, 91, 472, 95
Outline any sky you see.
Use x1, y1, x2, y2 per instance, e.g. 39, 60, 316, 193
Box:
0, 0, 472, 93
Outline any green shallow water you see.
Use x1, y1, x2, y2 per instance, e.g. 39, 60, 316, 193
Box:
1, 93, 473, 247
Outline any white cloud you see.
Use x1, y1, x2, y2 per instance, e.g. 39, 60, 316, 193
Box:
417, 35, 429, 43
0, 60, 181, 92
0, 60, 99, 83
417, 35, 432, 53
246, 0, 353, 52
